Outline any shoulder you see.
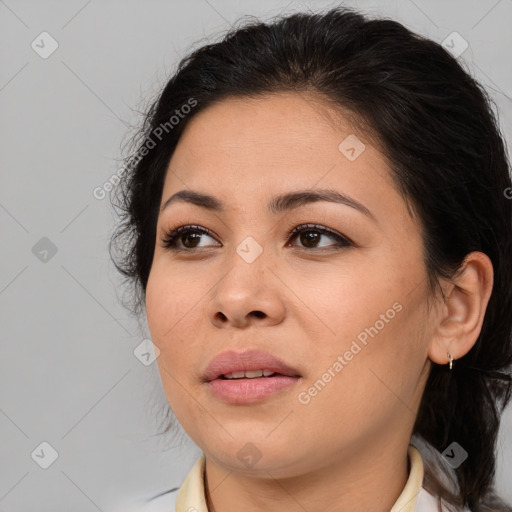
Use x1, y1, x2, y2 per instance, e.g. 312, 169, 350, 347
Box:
416, 487, 471, 512
132, 488, 179, 512
415, 487, 444, 512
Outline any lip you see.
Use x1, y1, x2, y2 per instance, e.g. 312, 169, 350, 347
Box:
207, 375, 300, 404
203, 349, 302, 405
203, 349, 301, 382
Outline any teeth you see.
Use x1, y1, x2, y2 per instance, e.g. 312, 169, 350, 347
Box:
227, 371, 246, 378
245, 370, 264, 378
223, 369, 276, 379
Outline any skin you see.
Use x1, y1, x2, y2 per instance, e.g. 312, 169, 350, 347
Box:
145, 92, 494, 512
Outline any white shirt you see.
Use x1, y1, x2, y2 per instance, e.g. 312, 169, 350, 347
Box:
135, 445, 466, 511
138, 487, 444, 512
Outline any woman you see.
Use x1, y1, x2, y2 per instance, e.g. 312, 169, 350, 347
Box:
111, 6, 512, 512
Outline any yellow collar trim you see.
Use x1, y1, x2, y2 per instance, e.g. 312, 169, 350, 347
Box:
176, 444, 424, 512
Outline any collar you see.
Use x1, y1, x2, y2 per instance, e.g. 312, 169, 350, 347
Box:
176, 444, 424, 512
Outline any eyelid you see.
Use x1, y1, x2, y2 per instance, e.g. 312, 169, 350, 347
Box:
285, 223, 354, 247
160, 222, 354, 251
160, 224, 220, 250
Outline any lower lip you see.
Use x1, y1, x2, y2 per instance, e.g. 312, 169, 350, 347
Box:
207, 376, 300, 404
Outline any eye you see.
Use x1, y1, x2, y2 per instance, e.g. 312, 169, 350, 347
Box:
160, 223, 353, 252
161, 225, 220, 251
286, 224, 353, 250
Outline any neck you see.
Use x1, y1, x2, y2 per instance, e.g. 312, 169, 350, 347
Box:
203, 435, 411, 512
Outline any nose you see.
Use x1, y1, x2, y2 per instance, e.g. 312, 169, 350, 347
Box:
205, 247, 286, 329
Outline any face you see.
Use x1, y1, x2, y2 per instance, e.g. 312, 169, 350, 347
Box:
145, 92, 434, 478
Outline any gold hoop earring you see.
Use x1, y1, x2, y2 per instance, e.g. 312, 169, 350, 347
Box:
447, 353, 453, 370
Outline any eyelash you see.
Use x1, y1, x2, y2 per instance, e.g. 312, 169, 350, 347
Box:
160, 223, 354, 252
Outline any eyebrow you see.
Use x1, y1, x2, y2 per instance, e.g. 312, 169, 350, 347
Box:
160, 188, 375, 220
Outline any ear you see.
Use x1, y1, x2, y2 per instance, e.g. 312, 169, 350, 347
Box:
428, 251, 494, 366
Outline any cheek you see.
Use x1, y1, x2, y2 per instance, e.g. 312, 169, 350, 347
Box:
145, 266, 196, 354
298, 311, 422, 439
298, 264, 426, 408
146, 268, 202, 415
294, 261, 394, 346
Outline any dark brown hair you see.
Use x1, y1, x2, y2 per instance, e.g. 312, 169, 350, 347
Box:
111, 7, 512, 511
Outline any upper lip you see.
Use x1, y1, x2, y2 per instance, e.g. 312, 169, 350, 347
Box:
203, 349, 301, 382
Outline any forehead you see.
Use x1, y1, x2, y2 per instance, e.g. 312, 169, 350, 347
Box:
165, 92, 388, 187
174, 92, 369, 153
159, 92, 417, 235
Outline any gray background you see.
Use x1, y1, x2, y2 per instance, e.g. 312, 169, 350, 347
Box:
1, 0, 511, 510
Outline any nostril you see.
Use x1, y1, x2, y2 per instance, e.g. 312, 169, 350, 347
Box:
251, 311, 266, 318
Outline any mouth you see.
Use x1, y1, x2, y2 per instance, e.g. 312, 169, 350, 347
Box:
203, 349, 302, 404
218, 369, 290, 380
207, 373, 301, 404
203, 349, 302, 383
